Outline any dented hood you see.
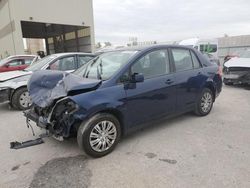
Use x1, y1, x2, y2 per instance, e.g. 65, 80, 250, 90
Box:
28, 70, 101, 108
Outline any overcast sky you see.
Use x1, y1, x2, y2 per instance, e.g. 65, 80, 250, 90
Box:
93, 0, 250, 44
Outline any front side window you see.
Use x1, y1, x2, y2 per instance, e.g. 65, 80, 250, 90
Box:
171, 48, 193, 72
131, 50, 170, 79
49, 56, 75, 71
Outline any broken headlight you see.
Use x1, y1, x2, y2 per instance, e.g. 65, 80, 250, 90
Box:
49, 98, 79, 123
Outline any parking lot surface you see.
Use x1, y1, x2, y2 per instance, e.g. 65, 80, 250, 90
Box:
0, 86, 250, 188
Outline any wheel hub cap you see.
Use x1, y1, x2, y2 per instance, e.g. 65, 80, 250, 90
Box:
201, 92, 212, 113
19, 91, 32, 108
89, 120, 117, 152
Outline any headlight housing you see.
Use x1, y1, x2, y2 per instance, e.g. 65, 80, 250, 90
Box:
49, 98, 79, 123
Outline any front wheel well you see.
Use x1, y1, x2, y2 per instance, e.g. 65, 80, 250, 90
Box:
92, 109, 124, 136
10, 86, 28, 101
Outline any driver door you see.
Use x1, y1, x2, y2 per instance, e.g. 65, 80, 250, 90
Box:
124, 49, 176, 128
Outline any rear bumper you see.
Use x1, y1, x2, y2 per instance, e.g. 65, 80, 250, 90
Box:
0, 88, 10, 103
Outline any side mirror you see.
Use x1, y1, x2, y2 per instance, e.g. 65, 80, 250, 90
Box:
4, 64, 9, 68
131, 73, 144, 83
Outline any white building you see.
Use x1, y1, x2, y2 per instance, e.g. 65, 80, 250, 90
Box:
0, 0, 95, 59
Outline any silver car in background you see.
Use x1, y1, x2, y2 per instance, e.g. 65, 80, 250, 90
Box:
0, 52, 95, 110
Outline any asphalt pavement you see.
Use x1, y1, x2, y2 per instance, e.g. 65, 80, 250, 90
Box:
0, 85, 249, 188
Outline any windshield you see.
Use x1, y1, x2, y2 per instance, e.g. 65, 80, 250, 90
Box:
74, 50, 138, 80
25, 55, 55, 71
240, 50, 250, 58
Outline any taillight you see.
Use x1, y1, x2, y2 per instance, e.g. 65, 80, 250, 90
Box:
217, 66, 223, 77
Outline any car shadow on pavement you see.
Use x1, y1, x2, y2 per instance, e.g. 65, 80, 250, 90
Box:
121, 112, 192, 143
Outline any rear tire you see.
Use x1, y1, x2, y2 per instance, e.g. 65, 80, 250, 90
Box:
195, 88, 214, 116
11, 88, 32, 110
77, 113, 121, 158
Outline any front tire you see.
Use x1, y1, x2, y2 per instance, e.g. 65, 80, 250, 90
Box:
77, 113, 121, 158
11, 88, 32, 110
195, 88, 214, 116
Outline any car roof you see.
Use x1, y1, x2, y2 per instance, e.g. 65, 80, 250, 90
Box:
52, 52, 95, 57
7, 55, 37, 59
103, 44, 195, 52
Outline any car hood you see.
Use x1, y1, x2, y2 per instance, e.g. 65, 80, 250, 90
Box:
0, 70, 32, 82
28, 70, 102, 108
224, 58, 250, 68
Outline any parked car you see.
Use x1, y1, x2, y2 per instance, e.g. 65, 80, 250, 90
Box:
223, 51, 250, 85
0, 52, 95, 110
24, 45, 222, 157
0, 55, 39, 73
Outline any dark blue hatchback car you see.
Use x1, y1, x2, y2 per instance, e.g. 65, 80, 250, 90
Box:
25, 45, 222, 157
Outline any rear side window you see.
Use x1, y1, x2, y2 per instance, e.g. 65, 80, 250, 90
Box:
191, 51, 201, 69
171, 49, 193, 72
24, 58, 34, 65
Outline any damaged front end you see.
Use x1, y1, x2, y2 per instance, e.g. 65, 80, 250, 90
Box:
223, 67, 250, 85
24, 97, 80, 139
11, 70, 101, 149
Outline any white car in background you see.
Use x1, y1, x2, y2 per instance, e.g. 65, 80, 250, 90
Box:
223, 50, 250, 85
0, 52, 95, 110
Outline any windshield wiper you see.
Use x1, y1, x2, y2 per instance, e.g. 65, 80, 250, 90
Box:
96, 64, 102, 80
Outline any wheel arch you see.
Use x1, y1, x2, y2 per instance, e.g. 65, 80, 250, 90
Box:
10, 85, 28, 102
204, 82, 216, 101
89, 108, 125, 136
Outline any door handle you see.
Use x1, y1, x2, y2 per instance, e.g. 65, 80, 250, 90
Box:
165, 79, 174, 85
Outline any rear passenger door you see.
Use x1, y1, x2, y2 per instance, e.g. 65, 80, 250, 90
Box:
170, 48, 203, 112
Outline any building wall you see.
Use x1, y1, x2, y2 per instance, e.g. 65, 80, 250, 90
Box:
0, 0, 15, 59
218, 35, 250, 60
0, 0, 94, 58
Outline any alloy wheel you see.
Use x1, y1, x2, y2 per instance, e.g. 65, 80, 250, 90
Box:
200, 92, 213, 113
89, 120, 117, 152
